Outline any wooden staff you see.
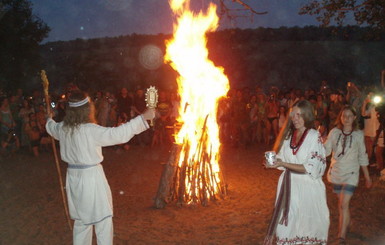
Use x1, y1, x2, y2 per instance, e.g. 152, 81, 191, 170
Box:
41, 70, 72, 231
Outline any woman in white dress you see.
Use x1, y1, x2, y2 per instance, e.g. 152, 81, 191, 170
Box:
264, 100, 329, 245
46, 90, 155, 245
324, 105, 372, 244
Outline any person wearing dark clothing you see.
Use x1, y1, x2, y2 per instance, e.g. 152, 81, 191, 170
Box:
116, 87, 133, 119
132, 88, 150, 146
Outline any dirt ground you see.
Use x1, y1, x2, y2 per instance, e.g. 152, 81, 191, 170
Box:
1, 143, 385, 245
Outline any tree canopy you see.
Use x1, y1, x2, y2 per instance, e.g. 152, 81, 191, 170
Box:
39, 26, 385, 93
0, 0, 50, 92
300, 0, 385, 30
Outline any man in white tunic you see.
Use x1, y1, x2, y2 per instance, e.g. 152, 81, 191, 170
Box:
46, 90, 155, 245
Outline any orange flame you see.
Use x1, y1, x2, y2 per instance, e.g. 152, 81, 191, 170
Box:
165, 0, 229, 203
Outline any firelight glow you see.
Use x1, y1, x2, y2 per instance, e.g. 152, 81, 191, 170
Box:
165, 0, 229, 203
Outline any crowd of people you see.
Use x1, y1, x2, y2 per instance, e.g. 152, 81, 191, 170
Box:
0, 85, 177, 157
0, 88, 51, 157
220, 81, 384, 173
1, 81, 385, 174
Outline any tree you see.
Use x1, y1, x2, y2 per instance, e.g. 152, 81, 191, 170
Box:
217, 0, 267, 23
0, 0, 50, 92
299, 0, 385, 29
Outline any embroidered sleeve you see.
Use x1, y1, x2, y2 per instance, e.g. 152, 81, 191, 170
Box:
276, 141, 287, 171
303, 130, 327, 179
324, 128, 335, 157
357, 131, 369, 166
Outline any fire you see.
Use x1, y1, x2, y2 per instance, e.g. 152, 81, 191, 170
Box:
165, 0, 229, 205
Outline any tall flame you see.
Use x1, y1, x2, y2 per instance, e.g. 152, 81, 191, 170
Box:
165, 0, 229, 204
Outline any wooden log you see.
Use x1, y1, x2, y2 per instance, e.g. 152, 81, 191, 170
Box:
177, 143, 190, 206
154, 144, 181, 209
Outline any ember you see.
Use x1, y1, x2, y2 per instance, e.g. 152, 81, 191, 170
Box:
155, 0, 229, 207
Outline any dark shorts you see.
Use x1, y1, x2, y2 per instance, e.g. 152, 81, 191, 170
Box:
332, 184, 356, 195
267, 117, 278, 123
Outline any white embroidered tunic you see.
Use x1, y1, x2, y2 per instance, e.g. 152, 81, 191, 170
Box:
46, 115, 149, 224
324, 128, 369, 186
275, 129, 329, 245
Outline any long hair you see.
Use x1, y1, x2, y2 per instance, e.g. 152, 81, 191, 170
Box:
273, 100, 315, 153
335, 105, 359, 131
63, 90, 96, 133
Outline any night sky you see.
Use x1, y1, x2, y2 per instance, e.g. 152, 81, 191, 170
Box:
29, 0, 340, 43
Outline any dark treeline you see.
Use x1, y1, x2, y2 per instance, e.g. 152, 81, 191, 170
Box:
37, 26, 385, 94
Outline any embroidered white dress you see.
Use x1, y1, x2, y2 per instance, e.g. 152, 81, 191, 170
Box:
46, 115, 149, 225
275, 129, 329, 245
324, 128, 369, 186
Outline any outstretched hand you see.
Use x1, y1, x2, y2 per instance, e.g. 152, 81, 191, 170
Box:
264, 158, 282, 169
142, 108, 156, 121
46, 111, 53, 119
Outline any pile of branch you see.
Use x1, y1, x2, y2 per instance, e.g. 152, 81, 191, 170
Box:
154, 117, 227, 208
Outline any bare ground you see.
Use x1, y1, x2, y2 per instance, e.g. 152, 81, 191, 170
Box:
1, 144, 385, 245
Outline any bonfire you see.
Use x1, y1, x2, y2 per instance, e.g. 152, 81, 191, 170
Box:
155, 0, 230, 208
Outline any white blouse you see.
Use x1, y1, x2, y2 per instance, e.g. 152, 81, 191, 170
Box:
324, 128, 369, 186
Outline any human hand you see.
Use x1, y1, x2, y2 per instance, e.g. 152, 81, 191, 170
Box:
347, 81, 358, 91
264, 158, 282, 169
142, 108, 156, 121
365, 93, 372, 103
46, 111, 53, 119
347, 82, 352, 90
275, 158, 285, 168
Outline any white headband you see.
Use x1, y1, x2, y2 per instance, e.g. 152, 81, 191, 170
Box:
68, 97, 90, 107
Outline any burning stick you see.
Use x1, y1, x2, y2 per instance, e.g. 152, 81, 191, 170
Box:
40, 70, 72, 230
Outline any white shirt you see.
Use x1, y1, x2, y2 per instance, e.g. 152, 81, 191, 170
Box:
46, 115, 149, 165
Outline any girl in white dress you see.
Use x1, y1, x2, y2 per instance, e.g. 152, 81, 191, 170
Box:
46, 90, 155, 245
324, 105, 372, 244
264, 100, 329, 245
